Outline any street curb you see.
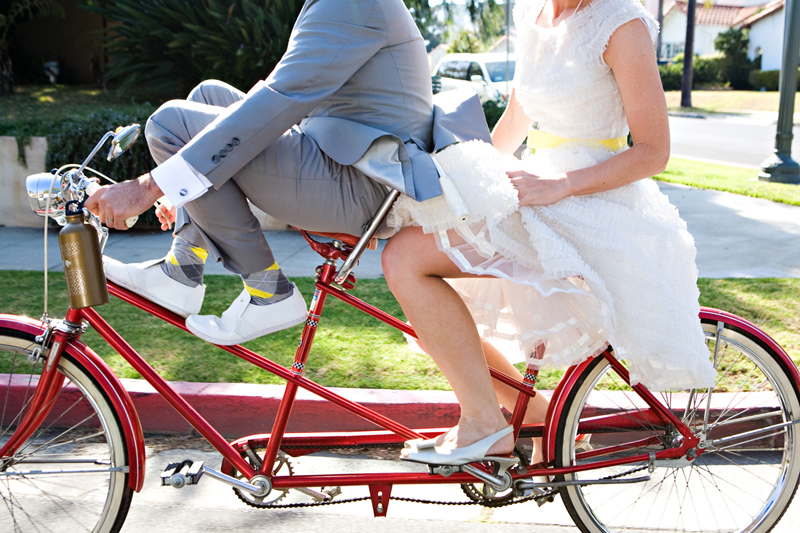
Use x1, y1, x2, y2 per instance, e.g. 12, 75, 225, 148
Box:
120, 379, 463, 437
121, 381, 775, 446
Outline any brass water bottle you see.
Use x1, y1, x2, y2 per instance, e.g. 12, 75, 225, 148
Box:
58, 201, 109, 309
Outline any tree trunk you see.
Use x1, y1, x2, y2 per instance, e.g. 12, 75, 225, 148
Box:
680, 0, 696, 108
0, 41, 13, 96
656, 0, 664, 62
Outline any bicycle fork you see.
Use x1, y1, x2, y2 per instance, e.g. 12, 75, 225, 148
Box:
0, 312, 83, 462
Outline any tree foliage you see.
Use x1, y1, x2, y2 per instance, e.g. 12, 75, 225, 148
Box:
406, 0, 504, 50
84, 0, 305, 97
714, 27, 753, 90
448, 29, 484, 54
87, 0, 507, 98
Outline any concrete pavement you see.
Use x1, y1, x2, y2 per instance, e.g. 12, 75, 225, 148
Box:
3, 181, 800, 279
118, 440, 798, 533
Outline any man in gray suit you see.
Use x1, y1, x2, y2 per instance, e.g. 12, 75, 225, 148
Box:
87, 0, 489, 345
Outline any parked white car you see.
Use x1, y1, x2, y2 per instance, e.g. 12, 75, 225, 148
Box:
432, 53, 516, 103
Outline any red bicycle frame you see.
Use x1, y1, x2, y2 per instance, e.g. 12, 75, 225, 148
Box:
2, 233, 711, 511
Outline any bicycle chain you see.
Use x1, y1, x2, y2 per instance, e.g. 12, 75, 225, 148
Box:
238, 441, 649, 510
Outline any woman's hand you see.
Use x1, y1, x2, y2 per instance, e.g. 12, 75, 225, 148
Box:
507, 170, 571, 206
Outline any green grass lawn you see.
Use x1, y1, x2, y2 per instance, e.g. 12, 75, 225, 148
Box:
2, 271, 798, 391
656, 157, 800, 206
664, 90, 798, 114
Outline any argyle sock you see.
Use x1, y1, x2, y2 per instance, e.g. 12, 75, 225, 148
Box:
242, 262, 293, 306
160, 236, 207, 287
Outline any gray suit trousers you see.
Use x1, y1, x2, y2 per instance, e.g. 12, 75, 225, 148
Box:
145, 80, 390, 275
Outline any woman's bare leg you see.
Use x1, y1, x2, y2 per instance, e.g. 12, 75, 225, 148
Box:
482, 341, 548, 464
382, 227, 513, 456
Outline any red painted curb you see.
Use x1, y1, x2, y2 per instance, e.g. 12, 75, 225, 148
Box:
0, 375, 780, 446
120, 379, 464, 437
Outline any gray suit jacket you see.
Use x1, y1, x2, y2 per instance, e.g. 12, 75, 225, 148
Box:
177, 0, 489, 202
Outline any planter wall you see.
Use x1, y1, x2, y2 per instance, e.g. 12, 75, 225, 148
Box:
0, 136, 46, 228
0, 136, 288, 231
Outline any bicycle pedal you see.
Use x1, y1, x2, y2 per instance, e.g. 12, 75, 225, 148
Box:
428, 464, 463, 477
161, 460, 204, 489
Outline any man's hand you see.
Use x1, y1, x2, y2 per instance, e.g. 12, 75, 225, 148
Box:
85, 173, 164, 230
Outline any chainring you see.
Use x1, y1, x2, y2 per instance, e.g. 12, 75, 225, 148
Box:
460, 443, 531, 507
227, 448, 294, 508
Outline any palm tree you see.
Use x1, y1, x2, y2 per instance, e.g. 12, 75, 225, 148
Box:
680, 0, 697, 108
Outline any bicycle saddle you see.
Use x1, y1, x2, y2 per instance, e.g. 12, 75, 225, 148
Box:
295, 228, 378, 251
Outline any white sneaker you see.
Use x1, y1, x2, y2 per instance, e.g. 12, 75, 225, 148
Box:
185, 284, 308, 345
103, 257, 206, 317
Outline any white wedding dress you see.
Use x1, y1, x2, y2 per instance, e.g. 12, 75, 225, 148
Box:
388, 0, 717, 391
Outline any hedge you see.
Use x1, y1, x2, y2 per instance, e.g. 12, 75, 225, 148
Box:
659, 55, 725, 91
748, 69, 800, 91
1, 106, 160, 228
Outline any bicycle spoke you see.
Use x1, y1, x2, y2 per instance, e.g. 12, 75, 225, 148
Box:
0, 329, 132, 533
556, 320, 800, 533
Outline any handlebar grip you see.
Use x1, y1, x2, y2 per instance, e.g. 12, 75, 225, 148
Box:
84, 180, 138, 228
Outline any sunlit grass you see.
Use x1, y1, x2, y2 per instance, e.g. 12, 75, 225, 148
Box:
656, 157, 800, 207
2, 272, 797, 392
664, 90, 800, 114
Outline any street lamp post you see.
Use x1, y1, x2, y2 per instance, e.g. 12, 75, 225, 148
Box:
506, 0, 511, 97
759, 0, 800, 184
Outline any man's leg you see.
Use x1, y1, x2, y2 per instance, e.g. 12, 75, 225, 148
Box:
182, 126, 390, 344
106, 80, 292, 320
136, 80, 388, 343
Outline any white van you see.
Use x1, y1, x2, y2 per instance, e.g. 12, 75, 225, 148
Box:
433, 53, 516, 103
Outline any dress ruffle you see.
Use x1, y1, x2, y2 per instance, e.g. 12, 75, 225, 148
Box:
389, 141, 717, 392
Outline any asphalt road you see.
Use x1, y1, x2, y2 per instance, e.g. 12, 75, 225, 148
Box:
669, 112, 800, 167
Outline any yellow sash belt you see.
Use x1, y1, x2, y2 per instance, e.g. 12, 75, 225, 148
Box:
527, 128, 627, 154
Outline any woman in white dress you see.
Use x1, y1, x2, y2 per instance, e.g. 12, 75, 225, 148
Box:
383, 0, 717, 465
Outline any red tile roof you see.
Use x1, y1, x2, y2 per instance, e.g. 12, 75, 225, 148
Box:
737, 0, 784, 28
665, 1, 767, 27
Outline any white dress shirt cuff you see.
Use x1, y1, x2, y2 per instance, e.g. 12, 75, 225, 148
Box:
150, 155, 212, 208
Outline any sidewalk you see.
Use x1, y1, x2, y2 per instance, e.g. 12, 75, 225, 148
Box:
2, 181, 800, 435
3, 182, 799, 278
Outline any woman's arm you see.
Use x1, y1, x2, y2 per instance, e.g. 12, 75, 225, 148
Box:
509, 18, 670, 207
491, 88, 531, 155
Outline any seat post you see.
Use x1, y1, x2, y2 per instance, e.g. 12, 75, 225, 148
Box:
335, 189, 401, 284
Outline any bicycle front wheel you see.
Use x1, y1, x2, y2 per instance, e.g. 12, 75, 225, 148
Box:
554, 317, 800, 533
0, 325, 133, 533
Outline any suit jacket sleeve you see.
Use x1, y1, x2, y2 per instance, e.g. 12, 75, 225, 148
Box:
174, 0, 388, 188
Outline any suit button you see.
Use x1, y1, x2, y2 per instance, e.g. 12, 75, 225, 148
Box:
219, 149, 227, 157
226, 143, 234, 151
231, 138, 240, 146
212, 155, 221, 163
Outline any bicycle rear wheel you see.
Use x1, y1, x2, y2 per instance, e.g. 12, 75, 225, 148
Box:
554, 317, 800, 533
0, 326, 133, 533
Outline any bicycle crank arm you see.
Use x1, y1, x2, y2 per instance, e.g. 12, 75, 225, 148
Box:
515, 475, 650, 489
294, 486, 333, 502
202, 466, 272, 498
463, 463, 513, 491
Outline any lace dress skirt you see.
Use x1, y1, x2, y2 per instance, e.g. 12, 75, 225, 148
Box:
388, 140, 717, 392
